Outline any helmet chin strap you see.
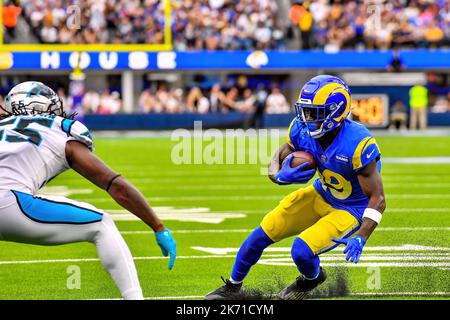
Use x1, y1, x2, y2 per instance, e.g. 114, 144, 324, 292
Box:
307, 122, 325, 139
308, 120, 344, 139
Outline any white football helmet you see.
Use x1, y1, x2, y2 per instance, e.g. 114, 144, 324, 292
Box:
3, 81, 64, 116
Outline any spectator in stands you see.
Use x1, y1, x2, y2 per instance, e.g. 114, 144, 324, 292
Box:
97, 89, 121, 114
209, 83, 225, 113
82, 89, 101, 114
186, 86, 205, 113
40, 17, 58, 43
235, 88, 256, 112
138, 88, 156, 113
387, 49, 405, 73
2, 0, 22, 39
409, 84, 429, 130
389, 100, 408, 131
155, 84, 170, 113
250, 84, 268, 129
289, 2, 313, 49
266, 87, 290, 114
430, 95, 450, 113
424, 20, 445, 48
166, 88, 184, 113
57, 88, 71, 114
223, 87, 238, 112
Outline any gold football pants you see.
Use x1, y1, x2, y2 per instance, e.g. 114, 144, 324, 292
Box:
261, 186, 360, 254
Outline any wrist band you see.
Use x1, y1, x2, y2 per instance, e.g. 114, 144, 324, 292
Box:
106, 174, 121, 192
363, 208, 382, 224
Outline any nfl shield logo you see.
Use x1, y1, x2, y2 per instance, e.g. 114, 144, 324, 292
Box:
321, 155, 327, 162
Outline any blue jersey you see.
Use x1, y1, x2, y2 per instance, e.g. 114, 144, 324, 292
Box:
286, 118, 381, 222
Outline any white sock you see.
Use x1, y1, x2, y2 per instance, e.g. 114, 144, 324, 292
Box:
229, 277, 243, 285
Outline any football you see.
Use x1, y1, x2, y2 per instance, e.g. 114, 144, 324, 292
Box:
282, 151, 316, 170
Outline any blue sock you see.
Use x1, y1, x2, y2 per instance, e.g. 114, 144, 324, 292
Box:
291, 238, 320, 279
230, 226, 274, 282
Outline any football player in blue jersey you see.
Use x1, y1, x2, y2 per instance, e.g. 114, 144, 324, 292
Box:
205, 75, 386, 300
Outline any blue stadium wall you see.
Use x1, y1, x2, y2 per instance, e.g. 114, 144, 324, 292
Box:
83, 112, 449, 130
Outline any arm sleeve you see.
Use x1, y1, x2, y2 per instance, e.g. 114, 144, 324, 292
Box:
352, 136, 381, 172
59, 118, 94, 151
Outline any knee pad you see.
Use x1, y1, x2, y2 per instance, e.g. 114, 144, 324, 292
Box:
291, 237, 320, 279
291, 238, 315, 263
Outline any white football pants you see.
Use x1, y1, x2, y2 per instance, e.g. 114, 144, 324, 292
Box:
0, 190, 143, 300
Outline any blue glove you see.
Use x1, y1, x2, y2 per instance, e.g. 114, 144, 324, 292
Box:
332, 235, 366, 263
155, 228, 176, 270
275, 154, 316, 185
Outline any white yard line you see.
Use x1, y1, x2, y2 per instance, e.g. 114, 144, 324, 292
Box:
387, 208, 450, 212
0, 255, 238, 265
382, 157, 450, 164
1, 255, 449, 266
78, 194, 450, 203
121, 229, 254, 235
119, 227, 450, 235
261, 262, 450, 267
192, 245, 450, 255
3, 244, 450, 266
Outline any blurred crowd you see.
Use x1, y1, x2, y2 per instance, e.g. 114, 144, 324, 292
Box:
291, 0, 450, 50
171, 0, 285, 50
0, 80, 291, 115
4, 0, 450, 50
19, 0, 166, 44
80, 89, 122, 114
0, 87, 122, 115
137, 84, 291, 114
14, 0, 285, 50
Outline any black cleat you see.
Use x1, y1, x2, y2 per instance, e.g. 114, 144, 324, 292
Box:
204, 276, 243, 300
278, 267, 327, 300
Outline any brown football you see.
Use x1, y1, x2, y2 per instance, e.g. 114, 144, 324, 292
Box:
282, 151, 316, 170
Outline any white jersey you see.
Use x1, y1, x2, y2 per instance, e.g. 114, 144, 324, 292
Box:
0, 115, 93, 196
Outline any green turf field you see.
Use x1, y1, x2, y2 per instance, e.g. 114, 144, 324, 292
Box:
0, 134, 449, 300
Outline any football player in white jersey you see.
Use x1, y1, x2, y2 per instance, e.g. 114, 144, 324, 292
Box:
0, 81, 177, 300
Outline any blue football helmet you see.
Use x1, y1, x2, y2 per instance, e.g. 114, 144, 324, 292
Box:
295, 75, 352, 139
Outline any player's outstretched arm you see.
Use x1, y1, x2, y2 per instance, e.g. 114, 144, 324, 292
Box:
65, 141, 164, 231
65, 140, 176, 269
268, 142, 293, 183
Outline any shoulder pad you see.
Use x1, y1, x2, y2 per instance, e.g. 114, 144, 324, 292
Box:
352, 136, 380, 172
59, 118, 94, 151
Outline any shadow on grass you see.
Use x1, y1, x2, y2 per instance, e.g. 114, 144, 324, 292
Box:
236, 267, 350, 300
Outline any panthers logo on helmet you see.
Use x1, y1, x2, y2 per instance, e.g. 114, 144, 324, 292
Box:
295, 75, 351, 139
2, 81, 65, 117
